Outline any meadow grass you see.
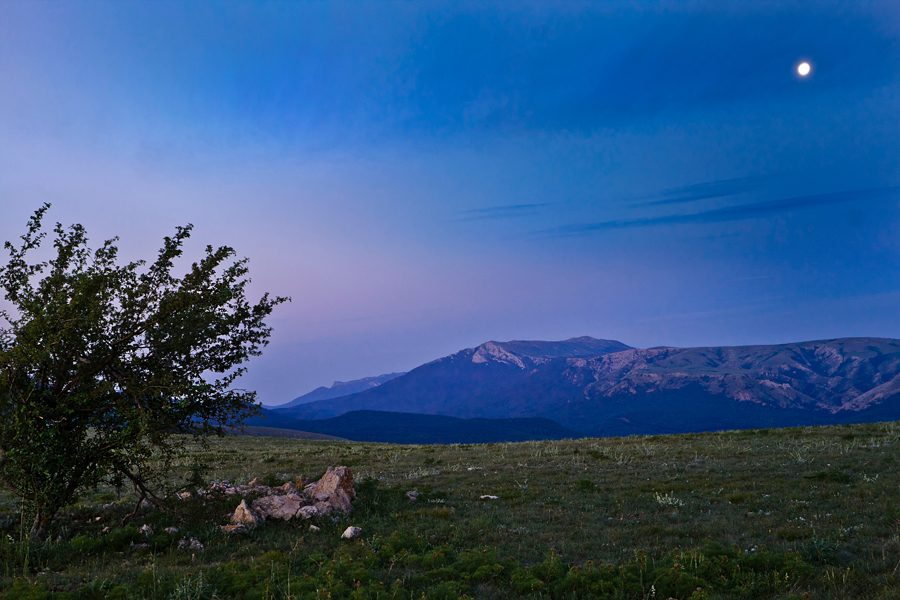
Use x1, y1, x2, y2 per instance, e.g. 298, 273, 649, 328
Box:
2, 421, 900, 598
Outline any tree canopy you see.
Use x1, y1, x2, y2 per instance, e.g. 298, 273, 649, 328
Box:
0, 205, 288, 539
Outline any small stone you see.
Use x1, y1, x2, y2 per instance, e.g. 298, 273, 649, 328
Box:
178, 537, 205, 550
341, 526, 362, 539
139, 524, 153, 535
406, 491, 419, 502
220, 524, 249, 535
248, 477, 261, 488
480, 495, 499, 500
178, 492, 192, 500
309, 524, 320, 532
231, 499, 260, 526
281, 482, 297, 493
164, 527, 179, 534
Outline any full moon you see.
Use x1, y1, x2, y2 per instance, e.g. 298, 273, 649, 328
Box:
797, 62, 811, 76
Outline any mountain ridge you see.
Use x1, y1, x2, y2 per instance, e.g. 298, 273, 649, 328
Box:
276, 336, 900, 437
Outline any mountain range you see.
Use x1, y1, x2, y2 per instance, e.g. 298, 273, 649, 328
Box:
268, 336, 900, 439
271, 372, 405, 409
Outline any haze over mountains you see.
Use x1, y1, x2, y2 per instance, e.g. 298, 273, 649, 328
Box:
264, 336, 900, 440
271, 372, 405, 409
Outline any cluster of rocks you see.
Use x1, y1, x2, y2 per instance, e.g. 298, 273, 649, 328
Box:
222, 466, 357, 534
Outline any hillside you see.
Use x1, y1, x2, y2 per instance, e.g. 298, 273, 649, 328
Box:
248, 408, 579, 444
278, 337, 900, 438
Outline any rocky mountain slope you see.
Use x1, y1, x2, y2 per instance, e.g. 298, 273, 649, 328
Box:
276, 337, 900, 437
275, 337, 632, 420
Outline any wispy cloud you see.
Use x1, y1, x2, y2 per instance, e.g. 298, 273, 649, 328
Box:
638, 176, 773, 206
453, 203, 551, 222
535, 187, 899, 237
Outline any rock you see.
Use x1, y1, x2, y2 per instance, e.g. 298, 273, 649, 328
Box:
178, 537, 205, 550
297, 476, 313, 487
309, 524, 320, 532
298, 506, 319, 519
232, 499, 260, 526
178, 492, 192, 500
314, 501, 333, 516
341, 526, 362, 539
328, 488, 353, 514
406, 491, 419, 502
248, 477, 261, 488
313, 466, 356, 501
251, 494, 305, 521
139, 524, 153, 535
281, 482, 297, 493
480, 495, 499, 500
302, 483, 317, 497
164, 527, 179, 534
220, 524, 249, 535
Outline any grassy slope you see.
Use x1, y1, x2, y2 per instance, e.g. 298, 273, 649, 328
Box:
1, 421, 900, 598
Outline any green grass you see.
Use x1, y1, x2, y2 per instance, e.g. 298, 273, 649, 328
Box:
2, 421, 900, 598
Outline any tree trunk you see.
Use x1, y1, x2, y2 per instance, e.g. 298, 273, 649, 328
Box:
29, 506, 54, 543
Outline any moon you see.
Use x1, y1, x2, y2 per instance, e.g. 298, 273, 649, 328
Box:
797, 62, 811, 76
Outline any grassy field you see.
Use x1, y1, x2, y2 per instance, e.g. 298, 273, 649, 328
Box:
2, 421, 900, 598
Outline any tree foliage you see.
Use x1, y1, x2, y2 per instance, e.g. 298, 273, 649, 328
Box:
0, 205, 288, 538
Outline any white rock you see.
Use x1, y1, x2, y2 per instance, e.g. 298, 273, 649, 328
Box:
480, 495, 500, 500
341, 526, 362, 539
309, 525, 320, 532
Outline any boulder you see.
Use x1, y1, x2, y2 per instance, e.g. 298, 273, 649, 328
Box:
231, 499, 260, 526
313, 501, 333, 516
313, 466, 356, 501
251, 493, 306, 521
281, 482, 297, 494
297, 506, 319, 519
327, 488, 353, 514
341, 526, 362, 539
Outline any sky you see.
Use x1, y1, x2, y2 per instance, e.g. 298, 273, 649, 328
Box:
1, 1, 899, 405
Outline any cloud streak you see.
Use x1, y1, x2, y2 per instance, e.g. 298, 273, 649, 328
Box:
535, 187, 899, 237
639, 175, 774, 206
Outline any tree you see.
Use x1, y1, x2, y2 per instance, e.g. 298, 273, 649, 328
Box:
0, 205, 288, 540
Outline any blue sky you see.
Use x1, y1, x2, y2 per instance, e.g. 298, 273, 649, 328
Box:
1, 1, 899, 404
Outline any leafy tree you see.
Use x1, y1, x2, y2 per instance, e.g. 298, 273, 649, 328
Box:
0, 205, 288, 539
